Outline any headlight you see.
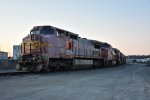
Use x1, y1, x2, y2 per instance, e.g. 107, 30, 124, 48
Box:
31, 35, 35, 40
32, 57, 35, 60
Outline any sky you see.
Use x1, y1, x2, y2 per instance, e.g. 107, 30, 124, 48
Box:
0, 0, 150, 56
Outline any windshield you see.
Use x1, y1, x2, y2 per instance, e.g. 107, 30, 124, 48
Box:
30, 26, 54, 35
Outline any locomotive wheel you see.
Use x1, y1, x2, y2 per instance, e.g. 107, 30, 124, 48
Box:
40, 65, 48, 72
101, 61, 105, 68
59, 66, 63, 70
50, 67, 56, 72
109, 60, 112, 67
36, 64, 43, 71
16, 64, 22, 71
22, 67, 28, 71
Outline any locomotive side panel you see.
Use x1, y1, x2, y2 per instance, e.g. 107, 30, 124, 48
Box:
76, 38, 94, 58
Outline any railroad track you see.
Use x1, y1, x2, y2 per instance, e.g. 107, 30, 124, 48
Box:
0, 68, 95, 76
0, 71, 30, 76
0, 65, 123, 77
0, 71, 50, 76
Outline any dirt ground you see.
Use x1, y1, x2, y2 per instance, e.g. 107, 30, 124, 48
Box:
0, 64, 150, 100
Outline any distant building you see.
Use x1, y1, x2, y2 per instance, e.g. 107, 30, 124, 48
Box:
13, 45, 21, 60
0, 51, 8, 60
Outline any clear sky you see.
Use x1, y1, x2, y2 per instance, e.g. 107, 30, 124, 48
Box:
0, 0, 150, 56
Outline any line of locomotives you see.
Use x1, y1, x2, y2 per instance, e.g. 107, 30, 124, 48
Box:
16, 25, 126, 71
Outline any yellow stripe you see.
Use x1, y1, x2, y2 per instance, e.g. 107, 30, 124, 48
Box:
23, 41, 52, 49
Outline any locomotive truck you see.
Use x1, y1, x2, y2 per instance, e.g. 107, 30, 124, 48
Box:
16, 25, 126, 71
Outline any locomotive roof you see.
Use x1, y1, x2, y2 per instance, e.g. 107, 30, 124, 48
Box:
32, 25, 79, 36
89, 39, 113, 48
113, 48, 120, 51
89, 39, 103, 45
101, 42, 112, 48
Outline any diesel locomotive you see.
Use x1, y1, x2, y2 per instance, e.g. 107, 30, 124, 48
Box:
16, 25, 126, 71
